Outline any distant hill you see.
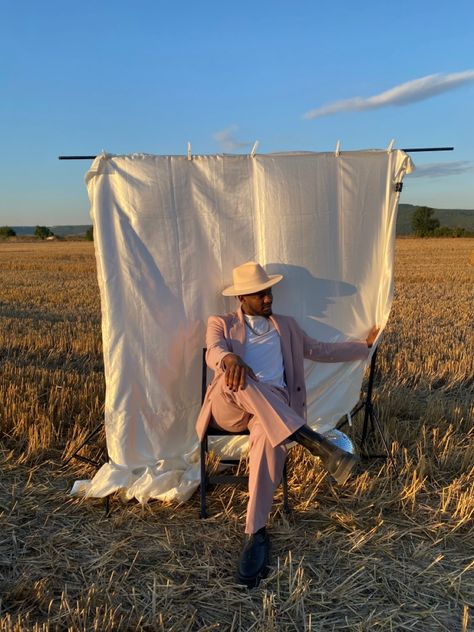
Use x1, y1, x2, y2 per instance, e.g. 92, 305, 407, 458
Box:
10, 208, 474, 238
397, 205, 474, 235
12, 225, 91, 237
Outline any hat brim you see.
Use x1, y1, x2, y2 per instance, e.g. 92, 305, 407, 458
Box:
222, 274, 283, 297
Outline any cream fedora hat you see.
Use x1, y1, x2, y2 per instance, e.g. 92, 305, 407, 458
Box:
222, 261, 283, 296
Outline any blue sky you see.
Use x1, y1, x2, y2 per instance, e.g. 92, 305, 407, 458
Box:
1, 0, 473, 225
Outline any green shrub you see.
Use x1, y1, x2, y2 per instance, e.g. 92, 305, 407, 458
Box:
34, 226, 53, 240
0, 226, 16, 237
411, 206, 440, 237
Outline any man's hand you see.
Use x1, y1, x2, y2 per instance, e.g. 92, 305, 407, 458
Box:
366, 326, 380, 348
222, 353, 258, 391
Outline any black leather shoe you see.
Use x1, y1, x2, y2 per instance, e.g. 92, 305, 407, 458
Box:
291, 425, 359, 485
236, 528, 270, 588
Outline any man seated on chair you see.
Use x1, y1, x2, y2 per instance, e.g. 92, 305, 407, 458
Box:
195, 261, 378, 587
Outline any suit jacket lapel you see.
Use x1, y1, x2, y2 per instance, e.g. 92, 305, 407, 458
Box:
270, 314, 294, 390
229, 308, 246, 357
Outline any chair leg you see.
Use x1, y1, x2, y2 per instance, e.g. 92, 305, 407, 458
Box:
200, 438, 208, 518
199, 432, 292, 519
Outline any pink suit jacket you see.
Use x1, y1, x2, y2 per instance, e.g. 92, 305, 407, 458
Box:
195, 308, 369, 441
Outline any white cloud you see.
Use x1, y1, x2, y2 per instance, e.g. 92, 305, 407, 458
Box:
212, 125, 251, 151
408, 161, 474, 179
303, 70, 474, 119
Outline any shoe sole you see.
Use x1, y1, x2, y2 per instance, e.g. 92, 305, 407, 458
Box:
236, 564, 269, 588
331, 454, 359, 485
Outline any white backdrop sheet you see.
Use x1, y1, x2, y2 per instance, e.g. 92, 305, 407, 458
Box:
71, 150, 413, 502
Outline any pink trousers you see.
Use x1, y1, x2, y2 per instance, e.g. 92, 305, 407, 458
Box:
208, 374, 306, 534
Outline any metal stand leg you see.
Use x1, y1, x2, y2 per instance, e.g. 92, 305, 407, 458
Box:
63, 423, 112, 515
360, 401, 396, 470
338, 347, 395, 469
63, 424, 104, 466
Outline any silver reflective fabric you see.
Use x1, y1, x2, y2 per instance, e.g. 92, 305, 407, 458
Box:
322, 428, 355, 454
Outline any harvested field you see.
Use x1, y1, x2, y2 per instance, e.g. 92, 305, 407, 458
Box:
1, 239, 473, 631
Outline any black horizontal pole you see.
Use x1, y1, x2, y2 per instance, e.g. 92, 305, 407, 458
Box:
58, 147, 454, 160
400, 147, 453, 152
59, 155, 97, 160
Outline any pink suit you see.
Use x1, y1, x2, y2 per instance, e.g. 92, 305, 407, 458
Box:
195, 308, 369, 533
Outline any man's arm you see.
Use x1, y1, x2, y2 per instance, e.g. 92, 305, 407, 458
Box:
205, 315, 257, 391
221, 353, 257, 391
303, 325, 379, 362
205, 315, 233, 370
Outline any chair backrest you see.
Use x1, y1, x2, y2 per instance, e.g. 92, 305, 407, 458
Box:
201, 347, 208, 404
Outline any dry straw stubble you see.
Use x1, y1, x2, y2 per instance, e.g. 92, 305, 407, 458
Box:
0, 239, 473, 631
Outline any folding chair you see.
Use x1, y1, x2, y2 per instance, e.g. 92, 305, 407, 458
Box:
199, 348, 290, 519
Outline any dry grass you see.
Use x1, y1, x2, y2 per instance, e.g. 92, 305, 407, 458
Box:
0, 239, 473, 631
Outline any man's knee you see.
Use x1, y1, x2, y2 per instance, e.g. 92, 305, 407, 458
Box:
249, 420, 287, 454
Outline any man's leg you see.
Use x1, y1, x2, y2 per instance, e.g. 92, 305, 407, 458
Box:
245, 416, 287, 534
208, 377, 292, 586
207, 374, 359, 585
209, 376, 293, 531
210, 374, 305, 445
210, 373, 358, 492
209, 375, 302, 532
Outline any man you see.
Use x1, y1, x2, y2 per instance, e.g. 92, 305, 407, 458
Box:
196, 261, 378, 587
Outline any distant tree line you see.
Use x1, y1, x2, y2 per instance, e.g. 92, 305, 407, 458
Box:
0, 225, 94, 240
411, 206, 473, 238
0, 226, 16, 237
0, 225, 57, 239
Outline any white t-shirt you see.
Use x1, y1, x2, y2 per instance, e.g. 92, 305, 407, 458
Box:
242, 315, 286, 388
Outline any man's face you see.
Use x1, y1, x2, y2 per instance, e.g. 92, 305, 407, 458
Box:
239, 287, 273, 317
